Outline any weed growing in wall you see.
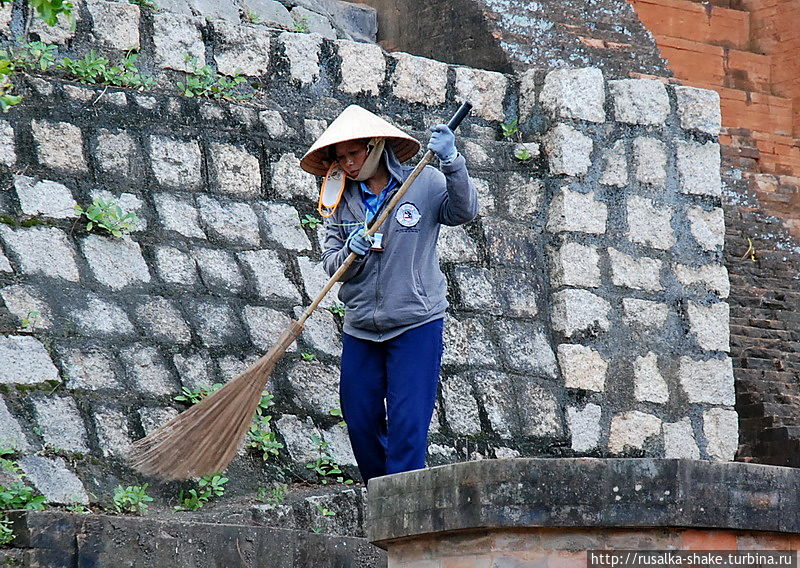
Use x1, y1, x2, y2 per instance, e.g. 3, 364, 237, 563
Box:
174, 383, 222, 405
301, 214, 322, 229
60, 51, 156, 90
74, 197, 140, 237
248, 392, 284, 460
0, 448, 48, 545
23, 0, 74, 26
306, 436, 352, 485
293, 16, 310, 33
112, 484, 153, 514
127, 0, 158, 9
174, 473, 228, 511
256, 482, 287, 506
177, 55, 250, 101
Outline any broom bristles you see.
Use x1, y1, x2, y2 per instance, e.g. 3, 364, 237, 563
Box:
128, 323, 304, 480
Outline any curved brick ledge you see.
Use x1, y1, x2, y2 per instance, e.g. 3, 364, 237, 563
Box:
367, 458, 800, 547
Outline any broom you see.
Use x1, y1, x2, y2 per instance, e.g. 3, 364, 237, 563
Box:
128, 101, 473, 480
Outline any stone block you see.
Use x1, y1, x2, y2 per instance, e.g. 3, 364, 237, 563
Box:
442, 314, 497, 366
243, 305, 296, 352
186, 0, 240, 21
518, 68, 538, 120
260, 111, 296, 140
608, 410, 662, 454
551, 289, 610, 338
626, 195, 675, 251
17, 456, 88, 504
674, 86, 721, 135
297, 256, 340, 308
152, 12, 204, 72
687, 301, 730, 352
676, 140, 722, 197
675, 263, 730, 298
153, 193, 205, 238
633, 352, 669, 404
259, 202, 312, 251
557, 344, 607, 392
497, 271, 540, 318
599, 139, 627, 187
504, 174, 544, 218
93, 406, 132, 457
549, 241, 601, 288
138, 407, 180, 436
663, 418, 700, 459
483, 217, 537, 267
291, 7, 335, 38
242, 0, 293, 27
59, 347, 120, 390
543, 124, 593, 176
149, 136, 202, 189
546, 188, 606, 234
441, 374, 480, 436
496, 320, 558, 378
86, 0, 140, 50
14, 175, 76, 219
239, 249, 301, 301
622, 298, 669, 329
276, 414, 321, 464
287, 360, 338, 413
390, 52, 448, 106
293, 306, 341, 357
452, 267, 502, 314
63, 84, 95, 103
209, 142, 262, 197
336, 40, 385, 96
212, 21, 272, 76
172, 351, 214, 391
0, 251, 10, 272
632, 137, 667, 187
134, 297, 192, 345
95, 129, 140, 179
609, 79, 670, 125
474, 371, 562, 438
102, 91, 127, 107
31, 120, 87, 172
609, 248, 663, 292
323, 424, 357, 467
539, 67, 605, 123
438, 225, 478, 263
687, 206, 725, 251
120, 344, 178, 396
679, 356, 735, 405
304, 119, 327, 141
1, 284, 54, 331
216, 353, 260, 383
28, 6, 78, 44
473, 177, 495, 214
0, 120, 16, 166
703, 407, 738, 461
154, 246, 199, 286
71, 294, 135, 336
0, 397, 30, 451
197, 195, 261, 247
192, 247, 246, 294
279, 31, 322, 84
0, 226, 79, 281
80, 235, 151, 290
567, 403, 601, 452
454, 67, 507, 121
32, 396, 89, 453
189, 300, 246, 348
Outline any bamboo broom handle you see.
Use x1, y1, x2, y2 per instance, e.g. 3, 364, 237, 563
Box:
296, 102, 473, 327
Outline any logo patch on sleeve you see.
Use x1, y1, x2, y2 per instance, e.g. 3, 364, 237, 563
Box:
395, 202, 422, 227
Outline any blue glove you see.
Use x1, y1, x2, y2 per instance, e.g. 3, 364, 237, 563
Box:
345, 226, 371, 256
427, 124, 457, 163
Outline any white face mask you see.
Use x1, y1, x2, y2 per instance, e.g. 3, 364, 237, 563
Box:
352, 138, 386, 181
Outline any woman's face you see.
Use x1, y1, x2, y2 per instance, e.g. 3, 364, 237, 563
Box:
333, 140, 369, 179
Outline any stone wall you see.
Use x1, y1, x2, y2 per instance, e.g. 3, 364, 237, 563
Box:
0, 1, 731, 509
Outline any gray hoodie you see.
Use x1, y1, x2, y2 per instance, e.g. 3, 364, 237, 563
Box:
322, 147, 479, 341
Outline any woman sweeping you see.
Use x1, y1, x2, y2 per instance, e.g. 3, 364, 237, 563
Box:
299, 105, 479, 484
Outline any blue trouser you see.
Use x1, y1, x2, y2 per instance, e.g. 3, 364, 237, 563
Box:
339, 318, 444, 485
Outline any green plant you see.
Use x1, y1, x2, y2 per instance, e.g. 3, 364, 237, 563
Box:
177, 55, 249, 101
74, 197, 140, 237
65, 502, 89, 514
315, 504, 336, 517
0, 481, 46, 511
305, 435, 352, 485
128, 0, 158, 8
326, 303, 346, 317
256, 482, 287, 506
198, 473, 228, 498
248, 391, 284, 460
246, 11, 261, 23
1, 40, 58, 72
112, 484, 153, 515
0, 449, 20, 475
514, 146, 532, 161
500, 118, 519, 139
174, 383, 222, 405
20, 310, 40, 331
175, 474, 228, 511
300, 352, 316, 362
60, 51, 155, 90
0, 58, 22, 113
293, 16, 309, 33
329, 408, 346, 427
0, 514, 12, 545
300, 214, 322, 229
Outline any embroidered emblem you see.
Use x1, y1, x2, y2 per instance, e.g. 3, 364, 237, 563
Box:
395, 202, 421, 228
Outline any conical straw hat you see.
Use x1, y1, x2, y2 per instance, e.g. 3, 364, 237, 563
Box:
300, 105, 420, 176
